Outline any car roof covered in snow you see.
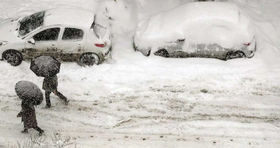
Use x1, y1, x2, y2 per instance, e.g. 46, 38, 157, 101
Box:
43, 8, 94, 29
135, 2, 254, 49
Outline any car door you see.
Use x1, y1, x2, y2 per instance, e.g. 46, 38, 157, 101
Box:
58, 27, 85, 61
24, 27, 61, 59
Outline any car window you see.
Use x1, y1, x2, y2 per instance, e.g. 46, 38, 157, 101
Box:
62, 28, 84, 40
33, 28, 60, 41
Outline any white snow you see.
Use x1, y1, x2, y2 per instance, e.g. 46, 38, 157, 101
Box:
134, 2, 255, 51
44, 8, 95, 29
0, 0, 280, 148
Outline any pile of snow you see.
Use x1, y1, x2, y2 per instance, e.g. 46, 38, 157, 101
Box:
134, 2, 255, 51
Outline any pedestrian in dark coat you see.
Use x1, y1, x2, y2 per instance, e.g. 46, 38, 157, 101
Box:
43, 75, 68, 108
17, 100, 44, 135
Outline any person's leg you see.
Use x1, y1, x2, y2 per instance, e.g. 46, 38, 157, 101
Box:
53, 90, 69, 105
34, 126, 44, 136
45, 91, 51, 108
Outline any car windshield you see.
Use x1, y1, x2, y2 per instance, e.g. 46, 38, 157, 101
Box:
19, 11, 45, 36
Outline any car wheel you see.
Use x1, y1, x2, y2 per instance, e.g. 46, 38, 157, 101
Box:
225, 51, 245, 61
79, 53, 100, 66
154, 49, 169, 57
3, 50, 23, 66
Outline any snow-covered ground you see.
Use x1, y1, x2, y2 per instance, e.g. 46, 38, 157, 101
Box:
0, 0, 280, 147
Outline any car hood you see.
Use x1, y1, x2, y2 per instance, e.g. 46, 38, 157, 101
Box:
0, 18, 21, 43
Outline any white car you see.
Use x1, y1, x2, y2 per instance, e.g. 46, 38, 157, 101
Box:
134, 2, 256, 60
0, 8, 111, 66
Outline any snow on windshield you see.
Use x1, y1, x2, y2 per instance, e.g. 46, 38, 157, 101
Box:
19, 11, 45, 36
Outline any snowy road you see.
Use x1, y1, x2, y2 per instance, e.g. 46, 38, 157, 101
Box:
1, 83, 280, 147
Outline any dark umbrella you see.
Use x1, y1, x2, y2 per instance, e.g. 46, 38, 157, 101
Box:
30, 56, 61, 77
15, 81, 43, 105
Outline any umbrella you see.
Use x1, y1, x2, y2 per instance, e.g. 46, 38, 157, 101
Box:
15, 81, 43, 105
30, 56, 61, 77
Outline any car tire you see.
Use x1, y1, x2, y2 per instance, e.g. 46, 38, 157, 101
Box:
3, 50, 23, 66
79, 53, 100, 66
225, 51, 245, 61
154, 49, 169, 57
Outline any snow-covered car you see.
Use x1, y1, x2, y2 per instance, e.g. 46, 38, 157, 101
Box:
0, 8, 111, 66
133, 2, 256, 60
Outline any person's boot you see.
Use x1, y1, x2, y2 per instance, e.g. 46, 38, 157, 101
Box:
21, 129, 28, 134
45, 104, 51, 108
34, 126, 44, 136
55, 90, 69, 105
64, 99, 70, 105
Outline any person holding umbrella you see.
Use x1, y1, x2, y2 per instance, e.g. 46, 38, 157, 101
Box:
30, 56, 69, 108
15, 81, 44, 135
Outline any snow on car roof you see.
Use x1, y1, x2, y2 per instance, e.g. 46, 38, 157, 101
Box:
44, 8, 94, 29
135, 2, 254, 49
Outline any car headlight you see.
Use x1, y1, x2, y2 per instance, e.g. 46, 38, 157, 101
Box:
0, 41, 8, 46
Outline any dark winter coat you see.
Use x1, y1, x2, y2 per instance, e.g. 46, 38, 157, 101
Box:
43, 75, 58, 92
17, 102, 37, 129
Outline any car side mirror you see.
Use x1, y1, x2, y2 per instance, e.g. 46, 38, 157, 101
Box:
27, 38, 35, 45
